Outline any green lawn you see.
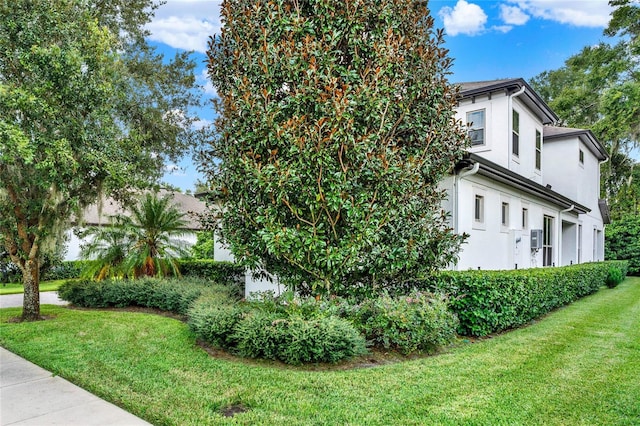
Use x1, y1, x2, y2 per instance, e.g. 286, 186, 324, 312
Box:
1, 278, 638, 426
0, 280, 68, 295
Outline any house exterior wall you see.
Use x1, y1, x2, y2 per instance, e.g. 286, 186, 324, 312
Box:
449, 173, 585, 270
457, 95, 544, 186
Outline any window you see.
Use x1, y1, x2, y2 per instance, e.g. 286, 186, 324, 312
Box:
474, 195, 484, 223
512, 110, 520, 156
522, 208, 528, 229
535, 130, 542, 170
501, 202, 509, 227
543, 215, 554, 266
466, 110, 485, 146
579, 149, 584, 165
578, 224, 582, 263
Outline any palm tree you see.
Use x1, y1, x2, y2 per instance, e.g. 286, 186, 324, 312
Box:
78, 217, 132, 280
124, 193, 190, 278
80, 193, 190, 279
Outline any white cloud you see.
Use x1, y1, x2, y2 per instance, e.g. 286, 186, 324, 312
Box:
199, 68, 217, 97
492, 25, 514, 33
508, 0, 613, 27
500, 4, 530, 25
164, 163, 186, 176
146, 0, 222, 53
439, 0, 488, 36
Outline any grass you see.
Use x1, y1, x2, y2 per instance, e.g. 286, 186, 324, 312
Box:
0, 280, 69, 295
1, 277, 639, 425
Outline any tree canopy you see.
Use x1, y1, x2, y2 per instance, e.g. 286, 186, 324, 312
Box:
202, 0, 467, 297
530, 0, 639, 215
0, 0, 204, 320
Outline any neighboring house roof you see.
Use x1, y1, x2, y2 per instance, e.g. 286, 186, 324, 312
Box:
457, 78, 559, 125
543, 126, 608, 161
77, 189, 206, 231
456, 153, 591, 214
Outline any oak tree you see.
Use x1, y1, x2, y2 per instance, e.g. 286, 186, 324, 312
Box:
0, 0, 203, 320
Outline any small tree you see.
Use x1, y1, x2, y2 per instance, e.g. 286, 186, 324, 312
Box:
80, 193, 190, 279
1, 0, 203, 320
203, 0, 467, 296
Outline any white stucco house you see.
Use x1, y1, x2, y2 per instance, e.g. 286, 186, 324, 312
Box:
65, 190, 206, 260
441, 78, 609, 271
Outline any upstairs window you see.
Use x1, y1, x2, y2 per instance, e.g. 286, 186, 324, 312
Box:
579, 149, 584, 165
512, 110, 520, 156
467, 109, 485, 146
535, 130, 542, 170
522, 207, 528, 229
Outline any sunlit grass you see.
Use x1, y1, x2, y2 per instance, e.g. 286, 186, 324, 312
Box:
0, 280, 70, 295
1, 277, 638, 425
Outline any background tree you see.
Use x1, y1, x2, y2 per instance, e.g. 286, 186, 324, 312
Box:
79, 193, 190, 279
202, 0, 467, 297
530, 0, 639, 216
605, 214, 640, 275
0, 0, 204, 320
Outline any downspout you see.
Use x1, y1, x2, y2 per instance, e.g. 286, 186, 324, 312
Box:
558, 204, 575, 266
508, 86, 526, 170
453, 161, 480, 271
598, 155, 609, 261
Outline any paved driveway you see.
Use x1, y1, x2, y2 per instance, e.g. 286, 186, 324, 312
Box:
0, 292, 68, 309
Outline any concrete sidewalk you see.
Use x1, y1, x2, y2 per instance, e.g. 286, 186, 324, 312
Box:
0, 347, 151, 425
0, 292, 68, 309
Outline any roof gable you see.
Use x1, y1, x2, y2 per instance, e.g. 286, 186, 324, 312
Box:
457, 78, 558, 125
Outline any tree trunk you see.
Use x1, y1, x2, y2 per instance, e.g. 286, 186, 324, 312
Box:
22, 258, 40, 321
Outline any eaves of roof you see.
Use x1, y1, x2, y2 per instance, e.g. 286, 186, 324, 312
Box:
598, 199, 611, 224
457, 78, 559, 125
457, 153, 591, 214
543, 126, 608, 161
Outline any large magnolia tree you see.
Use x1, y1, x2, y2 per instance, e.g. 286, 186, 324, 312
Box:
202, 0, 467, 297
0, 0, 204, 320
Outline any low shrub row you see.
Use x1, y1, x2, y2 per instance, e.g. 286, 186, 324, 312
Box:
57, 278, 226, 315
426, 261, 628, 336
188, 290, 459, 362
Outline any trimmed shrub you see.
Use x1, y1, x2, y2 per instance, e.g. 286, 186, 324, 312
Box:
58, 278, 222, 315
605, 264, 625, 288
231, 311, 367, 365
188, 297, 246, 348
427, 261, 628, 336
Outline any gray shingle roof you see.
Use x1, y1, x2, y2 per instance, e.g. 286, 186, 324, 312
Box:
77, 189, 206, 230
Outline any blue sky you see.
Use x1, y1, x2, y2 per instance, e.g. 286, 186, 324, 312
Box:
148, 0, 618, 191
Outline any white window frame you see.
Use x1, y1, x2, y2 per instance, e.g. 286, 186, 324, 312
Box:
512, 110, 520, 157
466, 109, 486, 147
472, 188, 487, 231
535, 130, 542, 171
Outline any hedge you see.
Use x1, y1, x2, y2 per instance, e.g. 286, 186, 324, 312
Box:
57, 278, 227, 315
178, 260, 244, 285
427, 261, 629, 336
